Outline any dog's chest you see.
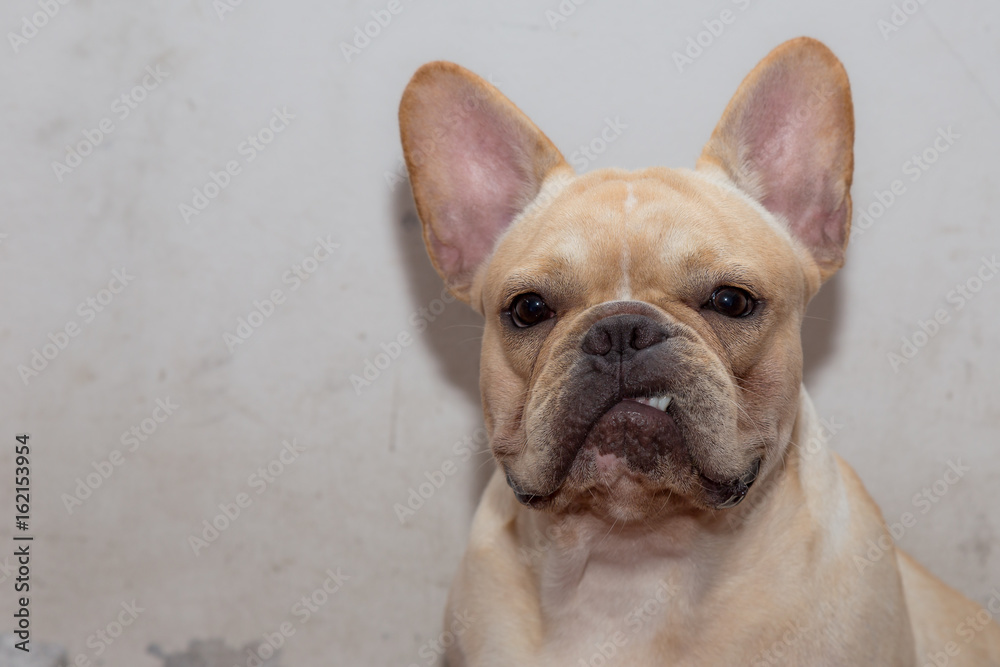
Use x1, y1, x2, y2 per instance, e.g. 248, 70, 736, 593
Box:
535, 541, 697, 664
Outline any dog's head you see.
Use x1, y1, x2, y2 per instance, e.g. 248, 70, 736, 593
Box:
399, 38, 853, 522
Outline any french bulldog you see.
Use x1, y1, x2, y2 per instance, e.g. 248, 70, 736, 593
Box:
398, 37, 1000, 666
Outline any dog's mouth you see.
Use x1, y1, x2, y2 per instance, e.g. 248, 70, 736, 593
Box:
699, 457, 761, 509
503, 392, 762, 512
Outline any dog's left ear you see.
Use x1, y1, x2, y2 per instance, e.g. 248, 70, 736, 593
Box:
697, 37, 854, 283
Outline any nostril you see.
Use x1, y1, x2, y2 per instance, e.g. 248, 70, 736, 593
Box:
582, 313, 668, 357
631, 327, 665, 351
581, 328, 613, 356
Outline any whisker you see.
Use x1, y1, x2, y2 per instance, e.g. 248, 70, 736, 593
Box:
597, 514, 620, 550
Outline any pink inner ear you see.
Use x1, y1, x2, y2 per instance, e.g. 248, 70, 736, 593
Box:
728, 61, 851, 268
424, 87, 540, 284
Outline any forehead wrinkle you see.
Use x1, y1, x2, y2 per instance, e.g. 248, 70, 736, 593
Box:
623, 184, 790, 271
612, 171, 801, 300
496, 230, 592, 300
547, 228, 591, 267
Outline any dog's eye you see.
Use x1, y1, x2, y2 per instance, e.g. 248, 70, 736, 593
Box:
510, 293, 553, 328
708, 287, 755, 318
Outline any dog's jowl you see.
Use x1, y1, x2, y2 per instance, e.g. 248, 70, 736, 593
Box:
398, 37, 1000, 666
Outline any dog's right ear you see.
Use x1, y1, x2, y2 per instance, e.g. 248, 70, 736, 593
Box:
399, 63, 570, 306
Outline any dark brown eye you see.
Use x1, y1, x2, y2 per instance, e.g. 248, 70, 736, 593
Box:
709, 287, 755, 318
510, 293, 553, 328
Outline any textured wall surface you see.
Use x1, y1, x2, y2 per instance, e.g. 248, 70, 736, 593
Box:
1, 0, 998, 665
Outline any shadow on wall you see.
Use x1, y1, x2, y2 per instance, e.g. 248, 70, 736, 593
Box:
392, 182, 495, 506
802, 272, 843, 391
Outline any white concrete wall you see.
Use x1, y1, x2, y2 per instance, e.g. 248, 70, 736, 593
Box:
1, 0, 998, 665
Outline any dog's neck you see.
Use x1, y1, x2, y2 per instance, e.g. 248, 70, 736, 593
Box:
508, 388, 845, 640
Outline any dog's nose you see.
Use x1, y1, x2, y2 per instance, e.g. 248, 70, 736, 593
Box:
581, 314, 667, 357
